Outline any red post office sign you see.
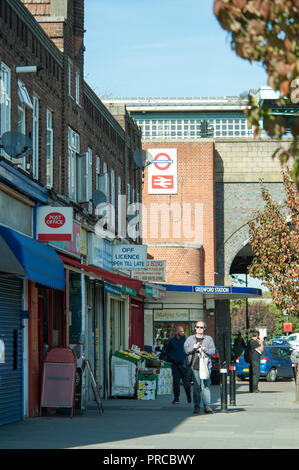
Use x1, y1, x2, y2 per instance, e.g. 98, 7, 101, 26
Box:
37, 206, 73, 241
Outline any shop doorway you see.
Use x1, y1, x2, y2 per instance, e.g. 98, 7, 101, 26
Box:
110, 298, 125, 353
153, 321, 193, 348
129, 300, 143, 349
37, 287, 65, 384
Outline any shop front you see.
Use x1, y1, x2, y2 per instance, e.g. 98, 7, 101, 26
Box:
0, 273, 23, 425
0, 224, 66, 420
144, 283, 263, 361
59, 237, 143, 400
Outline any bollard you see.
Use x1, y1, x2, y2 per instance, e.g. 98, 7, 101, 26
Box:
292, 363, 297, 383
220, 362, 228, 412
229, 363, 236, 406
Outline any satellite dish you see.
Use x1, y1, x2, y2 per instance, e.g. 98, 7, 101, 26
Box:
133, 149, 153, 169
92, 189, 107, 207
1, 131, 32, 159
144, 151, 153, 167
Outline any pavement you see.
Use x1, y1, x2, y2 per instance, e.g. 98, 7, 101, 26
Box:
0, 378, 299, 454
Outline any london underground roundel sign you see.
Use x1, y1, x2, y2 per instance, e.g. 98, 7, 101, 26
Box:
153, 153, 173, 171
148, 148, 177, 194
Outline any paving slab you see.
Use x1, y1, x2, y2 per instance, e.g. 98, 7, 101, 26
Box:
0, 379, 298, 452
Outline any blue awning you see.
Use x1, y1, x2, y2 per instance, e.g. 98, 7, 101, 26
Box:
0, 225, 65, 290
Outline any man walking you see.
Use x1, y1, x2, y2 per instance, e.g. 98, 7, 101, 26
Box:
166, 325, 191, 404
184, 321, 215, 414
248, 329, 264, 393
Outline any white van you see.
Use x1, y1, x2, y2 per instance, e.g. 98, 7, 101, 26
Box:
286, 333, 299, 350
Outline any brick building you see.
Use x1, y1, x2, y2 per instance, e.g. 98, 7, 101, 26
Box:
0, 0, 149, 425
104, 92, 293, 358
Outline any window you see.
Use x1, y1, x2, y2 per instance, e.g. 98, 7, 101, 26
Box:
103, 162, 110, 203
127, 183, 130, 208
270, 349, 280, 358
68, 127, 80, 201
111, 169, 115, 209
16, 101, 26, 169
17, 80, 32, 109
46, 109, 53, 187
75, 71, 80, 104
0, 62, 11, 156
68, 61, 73, 97
118, 176, 122, 197
96, 155, 101, 190
136, 116, 252, 140
32, 97, 39, 179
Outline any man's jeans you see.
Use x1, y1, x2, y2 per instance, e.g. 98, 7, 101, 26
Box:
171, 364, 191, 400
249, 360, 260, 392
192, 368, 211, 408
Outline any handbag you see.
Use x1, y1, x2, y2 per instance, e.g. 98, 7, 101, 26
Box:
199, 355, 209, 380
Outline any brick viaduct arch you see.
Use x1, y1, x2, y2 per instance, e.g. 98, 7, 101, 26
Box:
214, 138, 290, 362
215, 138, 290, 284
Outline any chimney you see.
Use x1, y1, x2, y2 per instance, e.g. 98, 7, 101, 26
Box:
21, 0, 67, 51
20, 0, 85, 57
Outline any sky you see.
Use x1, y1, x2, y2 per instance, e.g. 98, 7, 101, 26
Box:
83, 0, 269, 99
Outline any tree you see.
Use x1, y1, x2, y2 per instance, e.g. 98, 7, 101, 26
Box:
231, 301, 278, 337
247, 167, 299, 316
213, 0, 299, 188
268, 301, 299, 335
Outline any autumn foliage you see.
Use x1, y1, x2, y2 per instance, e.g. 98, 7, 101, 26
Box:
248, 168, 299, 316
213, 0, 299, 188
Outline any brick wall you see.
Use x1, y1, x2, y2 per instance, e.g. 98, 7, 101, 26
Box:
142, 141, 216, 286
214, 138, 288, 283
0, 0, 63, 192
2, 0, 141, 215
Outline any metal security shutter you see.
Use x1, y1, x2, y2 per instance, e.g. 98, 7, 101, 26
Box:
0, 274, 23, 426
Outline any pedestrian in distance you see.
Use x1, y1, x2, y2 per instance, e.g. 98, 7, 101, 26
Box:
184, 321, 216, 414
247, 329, 264, 393
291, 349, 299, 382
166, 325, 191, 405
232, 331, 246, 361
152, 338, 164, 358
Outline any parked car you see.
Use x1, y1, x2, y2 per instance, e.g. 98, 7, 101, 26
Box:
286, 333, 299, 351
211, 351, 220, 385
235, 345, 294, 382
269, 337, 291, 347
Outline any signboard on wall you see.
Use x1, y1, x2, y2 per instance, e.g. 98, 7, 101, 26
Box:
37, 206, 73, 241
88, 233, 113, 271
154, 309, 189, 321
147, 148, 177, 194
49, 220, 81, 258
132, 260, 166, 282
104, 282, 122, 297
112, 244, 147, 270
